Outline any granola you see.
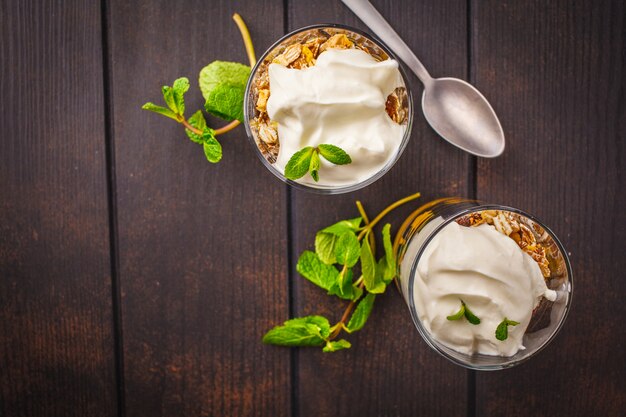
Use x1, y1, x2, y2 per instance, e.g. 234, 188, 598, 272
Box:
248, 28, 409, 164
455, 210, 563, 280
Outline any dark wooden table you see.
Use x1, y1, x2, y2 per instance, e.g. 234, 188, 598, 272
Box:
1, 0, 625, 416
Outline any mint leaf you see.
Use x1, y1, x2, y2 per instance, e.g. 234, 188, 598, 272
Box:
361, 237, 385, 293
446, 302, 465, 321
296, 250, 339, 293
495, 321, 508, 341
161, 86, 178, 114
379, 224, 396, 283
285, 147, 314, 180
334, 232, 360, 267
464, 302, 481, 325
382, 224, 395, 276
332, 267, 358, 300
347, 293, 376, 332
447, 300, 480, 324
173, 77, 190, 93
172, 77, 190, 116
203, 134, 222, 163
350, 285, 363, 301
188, 110, 207, 128
321, 218, 362, 236
318, 144, 352, 165
142, 102, 179, 121
495, 318, 519, 341
199, 61, 250, 98
375, 258, 388, 285
263, 315, 330, 347
315, 232, 338, 265
185, 110, 208, 143
199, 61, 250, 122
323, 339, 351, 352
204, 84, 247, 123
309, 150, 320, 182
328, 277, 358, 301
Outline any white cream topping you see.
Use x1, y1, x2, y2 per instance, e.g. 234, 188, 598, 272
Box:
403, 220, 556, 357
266, 48, 406, 187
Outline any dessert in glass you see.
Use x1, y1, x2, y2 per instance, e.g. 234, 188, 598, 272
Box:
243, 24, 413, 194
395, 198, 573, 370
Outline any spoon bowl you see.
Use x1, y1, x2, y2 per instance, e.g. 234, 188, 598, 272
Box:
422, 78, 505, 157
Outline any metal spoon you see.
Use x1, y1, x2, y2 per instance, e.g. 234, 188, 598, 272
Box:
342, 0, 505, 157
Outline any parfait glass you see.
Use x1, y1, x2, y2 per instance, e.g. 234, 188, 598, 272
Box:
394, 198, 573, 370
243, 24, 413, 194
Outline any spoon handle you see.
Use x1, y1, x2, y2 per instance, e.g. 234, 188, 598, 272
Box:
341, 0, 432, 84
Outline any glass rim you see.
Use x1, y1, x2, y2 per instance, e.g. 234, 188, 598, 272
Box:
405, 203, 574, 370
243, 23, 414, 195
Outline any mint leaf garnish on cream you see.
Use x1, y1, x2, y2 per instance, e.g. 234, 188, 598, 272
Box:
446, 300, 481, 324
495, 318, 520, 341
284, 144, 352, 182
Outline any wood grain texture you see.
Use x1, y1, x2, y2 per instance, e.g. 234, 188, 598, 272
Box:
0, 1, 117, 416
287, 1, 471, 416
108, 1, 290, 415
473, 0, 626, 416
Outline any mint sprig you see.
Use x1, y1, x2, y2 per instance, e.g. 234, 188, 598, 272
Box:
141, 13, 255, 164
262, 192, 422, 352
143, 77, 224, 163
284, 144, 352, 182
446, 300, 481, 325
495, 318, 520, 341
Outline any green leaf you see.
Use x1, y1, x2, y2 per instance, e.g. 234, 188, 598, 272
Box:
333, 267, 356, 299
495, 321, 508, 341
323, 339, 351, 352
203, 134, 222, 163
375, 258, 388, 285
464, 302, 481, 325
381, 224, 396, 282
334, 232, 360, 267
188, 110, 207, 129
327, 274, 358, 301
446, 302, 465, 321
172, 77, 190, 116
284, 147, 314, 180
318, 144, 352, 165
185, 110, 208, 143
199, 61, 250, 122
173, 77, 190, 93
309, 150, 320, 182
141, 102, 179, 121
361, 237, 385, 293
495, 318, 520, 341
161, 86, 178, 114
296, 250, 339, 292
263, 315, 330, 347
315, 232, 338, 264
347, 293, 376, 332
350, 285, 363, 301
204, 84, 247, 123
321, 218, 363, 236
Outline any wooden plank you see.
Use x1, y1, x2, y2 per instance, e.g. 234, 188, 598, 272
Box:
0, 1, 118, 416
108, 1, 290, 415
288, 1, 470, 415
473, 0, 626, 415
